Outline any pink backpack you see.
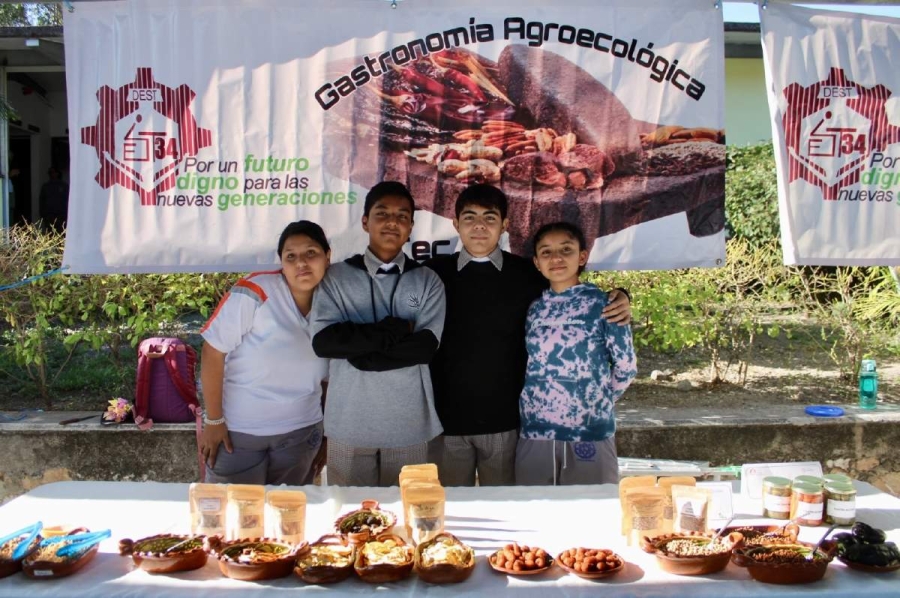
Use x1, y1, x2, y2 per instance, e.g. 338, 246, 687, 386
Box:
134, 338, 200, 429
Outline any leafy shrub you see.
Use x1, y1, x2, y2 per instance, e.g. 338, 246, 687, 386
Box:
726, 143, 781, 245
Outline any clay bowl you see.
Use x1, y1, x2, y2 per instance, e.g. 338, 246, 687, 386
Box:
119, 534, 208, 574
731, 541, 837, 585
556, 548, 625, 579
294, 534, 356, 585
0, 534, 42, 579
488, 544, 554, 576
719, 524, 800, 547
837, 557, 900, 574
354, 533, 414, 584
414, 532, 476, 584
208, 536, 303, 581
21, 543, 99, 579
334, 499, 396, 539
641, 531, 743, 576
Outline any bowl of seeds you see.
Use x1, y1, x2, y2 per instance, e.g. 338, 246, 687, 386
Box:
207, 536, 304, 581
21, 531, 103, 580
719, 525, 800, 547
0, 525, 43, 579
119, 534, 208, 574
731, 541, 837, 585
641, 531, 743, 576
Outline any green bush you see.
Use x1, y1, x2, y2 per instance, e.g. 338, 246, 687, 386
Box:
726, 142, 781, 245
0, 224, 235, 406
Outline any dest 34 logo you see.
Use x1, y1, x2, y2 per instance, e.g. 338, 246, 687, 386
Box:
81, 68, 212, 206
782, 67, 900, 200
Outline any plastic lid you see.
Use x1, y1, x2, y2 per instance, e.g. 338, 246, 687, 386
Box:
805, 405, 845, 417
823, 473, 852, 484
792, 481, 822, 494
824, 481, 855, 493
763, 476, 792, 488
794, 475, 824, 486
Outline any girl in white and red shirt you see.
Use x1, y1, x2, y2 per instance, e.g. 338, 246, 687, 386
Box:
198, 220, 330, 485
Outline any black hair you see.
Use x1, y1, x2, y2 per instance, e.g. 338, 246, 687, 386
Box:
454, 183, 508, 219
277, 220, 330, 257
532, 221, 588, 273
363, 181, 415, 216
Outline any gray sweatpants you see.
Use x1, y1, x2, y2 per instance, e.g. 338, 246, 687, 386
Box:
205, 421, 323, 486
429, 431, 517, 486
327, 439, 429, 487
515, 436, 619, 485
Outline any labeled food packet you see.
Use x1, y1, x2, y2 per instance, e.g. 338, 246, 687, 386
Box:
401, 480, 440, 538
405, 483, 445, 545
226, 484, 265, 540
672, 485, 712, 534
399, 463, 439, 487
624, 487, 666, 546
658, 476, 697, 533
190, 483, 227, 537
266, 489, 306, 545
619, 476, 657, 535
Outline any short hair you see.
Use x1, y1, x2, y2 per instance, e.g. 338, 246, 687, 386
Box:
364, 181, 415, 217
277, 220, 330, 257
455, 184, 508, 220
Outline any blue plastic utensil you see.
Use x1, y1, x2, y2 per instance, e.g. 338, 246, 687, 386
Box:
2, 522, 43, 561
37, 530, 111, 560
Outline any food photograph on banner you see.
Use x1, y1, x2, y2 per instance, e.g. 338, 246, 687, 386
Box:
760, 2, 900, 267
62, 0, 726, 274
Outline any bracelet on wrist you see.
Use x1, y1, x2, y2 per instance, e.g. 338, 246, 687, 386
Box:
203, 414, 226, 426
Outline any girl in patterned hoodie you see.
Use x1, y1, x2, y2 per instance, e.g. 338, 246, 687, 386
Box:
515, 222, 637, 486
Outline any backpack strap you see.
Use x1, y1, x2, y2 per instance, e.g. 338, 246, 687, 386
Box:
162, 341, 200, 409
133, 341, 155, 430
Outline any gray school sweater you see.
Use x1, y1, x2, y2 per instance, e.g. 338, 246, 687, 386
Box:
310, 249, 445, 448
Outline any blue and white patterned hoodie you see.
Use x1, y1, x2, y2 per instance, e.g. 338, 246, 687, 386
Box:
519, 283, 637, 442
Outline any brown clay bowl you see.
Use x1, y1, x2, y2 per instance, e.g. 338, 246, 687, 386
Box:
354, 533, 414, 584
334, 499, 396, 538
0, 534, 42, 579
119, 534, 208, 574
719, 524, 800, 547
208, 536, 303, 581
556, 548, 625, 579
731, 541, 837, 584
414, 532, 476, 584
641, 531, 743, 576
294, 534, 356, 585
21, 543, 100, 579
488, 544, 554, 576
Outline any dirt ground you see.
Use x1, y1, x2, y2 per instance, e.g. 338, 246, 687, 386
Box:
619, 324, 899, 410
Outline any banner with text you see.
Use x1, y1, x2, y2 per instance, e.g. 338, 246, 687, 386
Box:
761, 4, 900, 266
63, 0, 725, 273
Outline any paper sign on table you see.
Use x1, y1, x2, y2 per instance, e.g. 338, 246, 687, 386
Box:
697, 482, 734, 528
740, 462, 823, 515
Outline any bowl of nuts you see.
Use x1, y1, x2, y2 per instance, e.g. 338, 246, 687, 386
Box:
488, 542, 552, 576
731, 541, 837, 585
556, 547, 625, 579
641, 531, 743, 576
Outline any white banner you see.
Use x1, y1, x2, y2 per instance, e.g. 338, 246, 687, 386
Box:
63, 0, 725, 274
761, 3, 900, 266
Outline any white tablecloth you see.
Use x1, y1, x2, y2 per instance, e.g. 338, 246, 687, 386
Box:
1, 481, 899, 597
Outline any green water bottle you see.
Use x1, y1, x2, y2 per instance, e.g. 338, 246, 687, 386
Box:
858, 359, 877, 409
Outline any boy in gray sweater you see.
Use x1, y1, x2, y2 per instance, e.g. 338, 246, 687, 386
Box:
310, 181, 445, 486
